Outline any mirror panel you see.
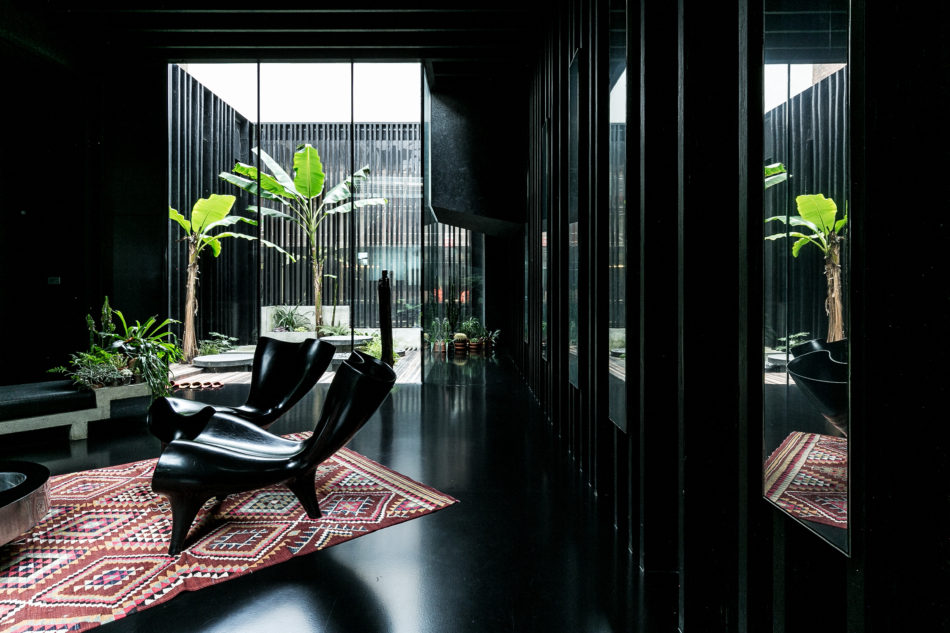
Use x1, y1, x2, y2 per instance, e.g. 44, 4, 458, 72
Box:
567, 54, 580, 387
607, 0, 627, 430
761, 0, 851, 554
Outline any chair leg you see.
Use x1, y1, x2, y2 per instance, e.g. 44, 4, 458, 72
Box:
166, 492, 208, 556
287, 473, 322, 520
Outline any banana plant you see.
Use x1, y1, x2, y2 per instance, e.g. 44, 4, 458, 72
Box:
765, 193, 848, 343
169, 193, 294, 361
220, 144, 387, 328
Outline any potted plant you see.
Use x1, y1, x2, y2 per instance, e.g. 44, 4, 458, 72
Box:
269, 304, 314, 341
428, 317, 450, 355
221, 144, 387, 330
453, 332, 469, 355
50, 297, 183, 399
460, 317, 486, 352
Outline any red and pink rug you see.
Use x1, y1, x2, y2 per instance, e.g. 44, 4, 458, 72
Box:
0, 442, 457, 632
764, 431, 847, 528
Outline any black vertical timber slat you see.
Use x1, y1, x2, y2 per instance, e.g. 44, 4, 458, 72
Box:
639, 0, 680, 580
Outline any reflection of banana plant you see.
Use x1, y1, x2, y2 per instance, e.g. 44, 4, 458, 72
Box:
220, 144, 387, 327
764, 162, 787, 189
169, 194, 293, 361
765, 193, 848, 343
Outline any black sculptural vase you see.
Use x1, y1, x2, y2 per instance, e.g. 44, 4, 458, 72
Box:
787, 339, 848, 435
150, 350, 397, 556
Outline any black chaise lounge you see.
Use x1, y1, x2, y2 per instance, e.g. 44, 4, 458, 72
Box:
148, 337, 335, 444
150, 350, 397, 556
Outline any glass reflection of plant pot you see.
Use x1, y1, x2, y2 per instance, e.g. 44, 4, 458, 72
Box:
790, 338, 848, 363
787, 350, 848, 436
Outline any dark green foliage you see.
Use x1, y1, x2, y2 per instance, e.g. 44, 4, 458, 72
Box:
198, 332, 239, 356
50, 298, 183, 398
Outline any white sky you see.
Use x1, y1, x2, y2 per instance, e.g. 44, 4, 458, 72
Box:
610, 69, 627, 123
180, 62, 819, 123
764, 64, 815, 112
177, 62, 422, 123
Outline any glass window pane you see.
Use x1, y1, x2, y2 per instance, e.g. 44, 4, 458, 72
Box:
258, 63, 352, 339
541, 121, 550, 360
167, 63, 258, 358
567, 56, 580, 387
607, 0, 627, 430
353, 63, 422, 364
762, 0, 850, 554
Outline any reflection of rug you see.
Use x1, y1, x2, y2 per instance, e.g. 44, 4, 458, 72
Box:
0, 443, 457, 633
764, 431, 847, 528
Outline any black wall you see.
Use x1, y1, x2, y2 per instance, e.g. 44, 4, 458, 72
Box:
519, 0, 950, 631
0, 43, 90, 384
429, 79, 529, 348
0, 12, 165, 385
2, 3, 949, 630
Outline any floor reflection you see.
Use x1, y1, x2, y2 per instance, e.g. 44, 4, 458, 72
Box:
2, 355, 640, 632
422, 351, 501, 386
763, 367, 848, 551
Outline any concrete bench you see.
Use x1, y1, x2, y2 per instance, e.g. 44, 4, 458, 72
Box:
0, 380, 150, 441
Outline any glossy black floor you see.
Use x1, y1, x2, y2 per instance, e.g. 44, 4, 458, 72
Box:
3, 355, 655, 633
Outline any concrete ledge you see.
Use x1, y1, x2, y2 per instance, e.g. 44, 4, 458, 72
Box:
0, 383, 150, 441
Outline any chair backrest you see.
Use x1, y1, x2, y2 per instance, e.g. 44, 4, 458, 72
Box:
302, 350, 397, 465
243, 337, 335, 424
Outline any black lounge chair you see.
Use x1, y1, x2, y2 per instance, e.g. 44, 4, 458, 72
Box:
151, 350, 397, 556
148, 337, 335, 444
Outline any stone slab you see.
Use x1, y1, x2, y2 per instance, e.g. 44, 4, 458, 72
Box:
193, 353, 255, 371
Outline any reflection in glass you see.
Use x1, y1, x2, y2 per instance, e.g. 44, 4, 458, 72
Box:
761, 0, 850, 553
422, 215, 491, 383
541, 121, 550, 360
524, 227, 529, 344
353, 64, 422, 336
607, 0, 627, 430
567, 56, 580, 387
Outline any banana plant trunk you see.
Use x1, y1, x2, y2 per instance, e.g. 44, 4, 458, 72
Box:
311, 245, 323, 329
824, 239, 845, 343
183, 243, 199, 362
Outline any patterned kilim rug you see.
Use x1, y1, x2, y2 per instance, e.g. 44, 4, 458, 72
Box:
764, 431, 847, 528
0, 439, 457, 633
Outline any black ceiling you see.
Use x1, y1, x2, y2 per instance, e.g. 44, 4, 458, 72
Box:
764, 0, 849, 64
35, 4, 546, 88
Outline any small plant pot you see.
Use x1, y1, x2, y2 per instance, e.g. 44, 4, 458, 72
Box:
454, 341, 468, 354
468, 342, 483, 353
